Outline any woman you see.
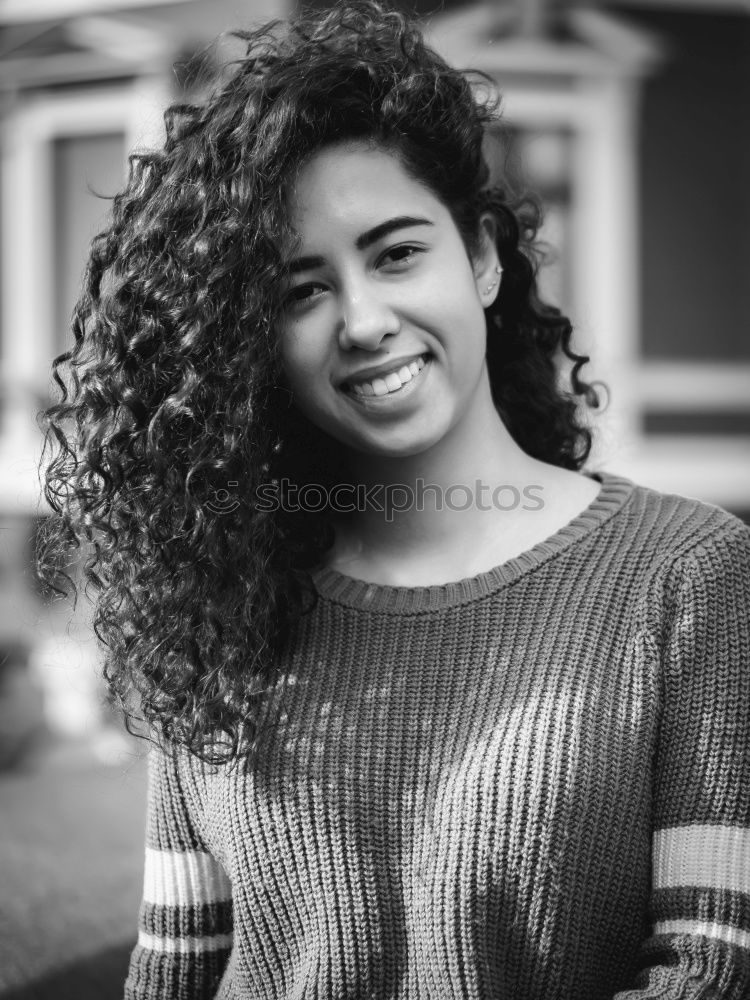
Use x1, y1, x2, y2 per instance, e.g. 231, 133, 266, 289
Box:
38, 2, 750, 998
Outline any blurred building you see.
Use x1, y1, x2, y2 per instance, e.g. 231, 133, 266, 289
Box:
424, 0, 750, 513
0, 0, 748, 743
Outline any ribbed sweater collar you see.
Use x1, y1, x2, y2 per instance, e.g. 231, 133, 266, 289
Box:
311, 470, 635, 613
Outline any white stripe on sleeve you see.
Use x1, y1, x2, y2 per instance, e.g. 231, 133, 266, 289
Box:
143, 848, 233, 907
654, 919, 750, 951
653, 825, 750, 894
137, 930, 234, 953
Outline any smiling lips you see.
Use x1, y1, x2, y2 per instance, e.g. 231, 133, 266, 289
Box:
345, 354, 429, 397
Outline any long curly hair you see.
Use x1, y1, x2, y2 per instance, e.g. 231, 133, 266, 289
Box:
37, 0, 603, 765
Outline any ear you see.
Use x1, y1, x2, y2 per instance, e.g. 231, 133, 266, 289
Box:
473, 212, 502, 308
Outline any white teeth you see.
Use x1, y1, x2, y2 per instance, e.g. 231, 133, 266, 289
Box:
349, 355, 429, 397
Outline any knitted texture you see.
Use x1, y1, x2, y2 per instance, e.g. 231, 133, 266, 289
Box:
124, 472, 750, 999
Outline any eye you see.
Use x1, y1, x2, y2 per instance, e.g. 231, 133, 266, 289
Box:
284, 282, 326, 310
379, 244, 423, 269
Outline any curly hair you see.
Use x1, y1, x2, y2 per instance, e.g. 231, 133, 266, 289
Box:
37, 0, 603, 766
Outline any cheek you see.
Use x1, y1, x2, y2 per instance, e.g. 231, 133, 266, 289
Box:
279, 341, 332, 426
279, 331, 315, 390
428, 275, 487, 353
426, 249, 482, 312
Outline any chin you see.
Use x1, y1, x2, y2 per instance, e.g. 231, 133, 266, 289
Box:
351, 430, 443, 459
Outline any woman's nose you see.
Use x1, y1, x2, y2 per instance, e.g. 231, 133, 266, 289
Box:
337, 284, 401, 350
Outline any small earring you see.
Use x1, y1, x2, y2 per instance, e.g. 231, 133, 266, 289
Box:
484, 264, 503, 295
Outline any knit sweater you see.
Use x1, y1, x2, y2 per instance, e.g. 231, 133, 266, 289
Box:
124, 472, 750, 1000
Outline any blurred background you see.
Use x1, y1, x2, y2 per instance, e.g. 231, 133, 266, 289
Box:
0, 0, 748, 997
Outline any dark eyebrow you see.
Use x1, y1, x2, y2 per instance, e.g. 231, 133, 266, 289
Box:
286, 216, 434, 275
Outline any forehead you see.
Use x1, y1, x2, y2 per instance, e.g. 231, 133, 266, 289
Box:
285, 140, 441, 236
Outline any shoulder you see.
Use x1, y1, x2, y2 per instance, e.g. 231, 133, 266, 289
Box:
577, 472, 750, 631
658, 509, 750, 622
595, 471, 748, 565
605, 478, 750, 650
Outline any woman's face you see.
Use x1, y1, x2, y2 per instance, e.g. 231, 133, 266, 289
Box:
278, 140, 500, 458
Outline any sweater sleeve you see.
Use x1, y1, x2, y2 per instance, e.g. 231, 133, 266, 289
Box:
613, 520, 750, 999
124, 743, 233, 1000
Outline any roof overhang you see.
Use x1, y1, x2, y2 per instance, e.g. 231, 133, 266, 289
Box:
424, 1, 666, 81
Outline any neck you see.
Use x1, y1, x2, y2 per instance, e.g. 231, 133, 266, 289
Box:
328, 375, 552, 570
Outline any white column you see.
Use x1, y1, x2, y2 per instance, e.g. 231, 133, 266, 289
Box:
0, 87, 147, 514
128, 71, 172, 153
571, 75, 642, 471
0, 100, 55, 512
